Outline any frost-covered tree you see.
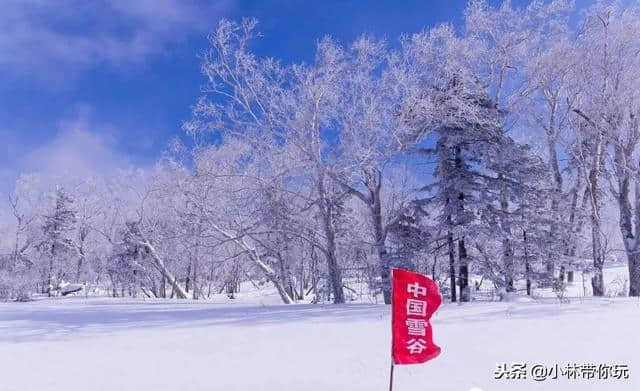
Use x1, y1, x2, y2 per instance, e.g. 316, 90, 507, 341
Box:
188, 19, 353, 303
0, 176, 42, 300
327, 36, 415, 304
559, 2, 640, 296
464, 0, 572, 292
572, 3, 640, 296
4, 0, 640, 302
38, 187, 77, 296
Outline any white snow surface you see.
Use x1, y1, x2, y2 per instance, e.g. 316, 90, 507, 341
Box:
1, 293, 639, 391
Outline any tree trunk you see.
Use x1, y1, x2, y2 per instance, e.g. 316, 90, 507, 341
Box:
299, 248, 305, 301
628, 162, 640, 297
546, 125, 562, 283
209, 223, 294, 304
47, 241, 56, 297
309, 246, 318, 301
192, 257, 199, 300
47, 256, 53, 297
193, 223, 203, 300
613, 151, 640, 297
499, 178, 514, 293
311, 163, 345, 304
275, 244, 296, 301
452, 147, 469, 302
525, 262, 532, 295
524, 229, 531, 296
448, 230, 457, 303
503, 238, 515, 292
334, 168, 390, 303
321, 204, 345, 304
251, 253, 293, 304
324, 239, 345, 304
502, 232, 514, 291
580, 118, 605, 296
371, 191, 391, 304
185, 263, 191, 293
562, 178, 582, 287
458, 238, 469, 302
139, 241, 188, 299
75, 246, 85, 283
588, 183, 605, 297
109, 272, 117, 298
432, 253, 438, 282
75, 228, 88, 283
591, 221, 605, 296
629, 252, 640, 296
358, 169, 393, 305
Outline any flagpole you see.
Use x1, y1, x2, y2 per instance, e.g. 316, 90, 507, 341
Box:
389, 268, 394, 391
388, 360, 395, 391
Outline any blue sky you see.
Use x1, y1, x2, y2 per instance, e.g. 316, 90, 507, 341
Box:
1, 0, 521, 194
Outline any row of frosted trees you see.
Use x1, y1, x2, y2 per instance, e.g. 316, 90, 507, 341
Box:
1, 0, 639, 303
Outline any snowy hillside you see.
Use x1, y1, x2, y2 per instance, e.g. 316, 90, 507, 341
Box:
1, 293, 638, 391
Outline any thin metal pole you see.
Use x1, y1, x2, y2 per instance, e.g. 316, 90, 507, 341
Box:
388, 361, 395, 391
389, 268, 395, 391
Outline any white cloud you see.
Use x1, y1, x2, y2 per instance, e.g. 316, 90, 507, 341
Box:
23, 117, 128, 179
0, 0, 232, 78
0, 108, 143, 196
0, 108, 156, 237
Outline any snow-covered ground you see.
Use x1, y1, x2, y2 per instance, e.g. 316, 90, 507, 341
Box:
1, 292, 638, 391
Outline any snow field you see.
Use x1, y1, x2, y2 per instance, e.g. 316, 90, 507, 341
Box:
1, 294, 638, 391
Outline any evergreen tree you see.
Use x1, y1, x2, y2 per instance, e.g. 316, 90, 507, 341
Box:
39, 187, 76, 296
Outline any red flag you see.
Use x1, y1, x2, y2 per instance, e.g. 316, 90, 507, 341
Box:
391, 268, 442, 365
